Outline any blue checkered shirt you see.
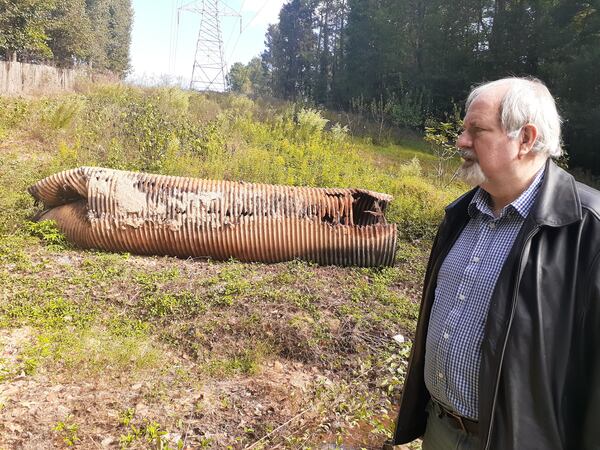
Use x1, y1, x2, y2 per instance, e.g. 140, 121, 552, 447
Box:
424, 168, 545, 420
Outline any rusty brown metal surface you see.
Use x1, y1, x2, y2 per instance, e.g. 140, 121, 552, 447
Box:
28, 167, 397, 266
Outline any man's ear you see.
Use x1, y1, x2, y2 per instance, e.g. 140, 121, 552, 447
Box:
518, 124, 538, 158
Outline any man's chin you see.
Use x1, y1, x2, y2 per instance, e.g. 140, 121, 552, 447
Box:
458, 163, 488, 187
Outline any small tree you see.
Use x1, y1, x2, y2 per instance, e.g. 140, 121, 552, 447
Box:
370, 94, 394, 143
424, 109, 463, 183
227, 57, 271, 97
227, 62, 251, 94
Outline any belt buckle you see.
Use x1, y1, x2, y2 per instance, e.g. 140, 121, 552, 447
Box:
447, 410, 468, 433
435, 400, 468, 433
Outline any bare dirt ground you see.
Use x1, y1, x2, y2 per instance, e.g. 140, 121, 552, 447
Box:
0, 241, 428, 449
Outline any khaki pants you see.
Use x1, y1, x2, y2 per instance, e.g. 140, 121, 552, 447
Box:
422, 401, 481, 450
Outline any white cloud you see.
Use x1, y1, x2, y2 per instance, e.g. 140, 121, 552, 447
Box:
241, 0, 285, 27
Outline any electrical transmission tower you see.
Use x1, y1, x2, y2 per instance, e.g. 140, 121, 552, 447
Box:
179, 0, 241, 92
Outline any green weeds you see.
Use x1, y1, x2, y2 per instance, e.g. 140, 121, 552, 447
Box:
43, 98, 84, 131
0, 153, 40, 234
351, 268, 419, 332
118, 409, 184, 450
204, 263, 252, 307
0, 295, 95, 329
79, 251, 130, 282
204, 346, 265, 377
142, 291, 204, 318
0, 233, 34, 266
18, 325, 162, 378
24, 220, 69, 250
53, 415, 80, 446
0, 356, 11, 382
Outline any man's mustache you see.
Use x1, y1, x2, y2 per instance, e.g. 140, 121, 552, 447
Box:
459, 149, 477, 161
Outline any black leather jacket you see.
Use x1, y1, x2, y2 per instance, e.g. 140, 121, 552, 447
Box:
391, 161, 600, 450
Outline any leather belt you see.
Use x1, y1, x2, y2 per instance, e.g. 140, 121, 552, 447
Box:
431, 399, 479, 436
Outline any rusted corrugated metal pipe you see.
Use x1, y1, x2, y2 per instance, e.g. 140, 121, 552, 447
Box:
28, 167, 397, 266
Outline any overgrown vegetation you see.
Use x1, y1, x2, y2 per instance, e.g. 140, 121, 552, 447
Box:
0, 84, 458, 448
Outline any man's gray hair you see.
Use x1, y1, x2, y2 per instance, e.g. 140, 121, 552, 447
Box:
466, 77, 563, 158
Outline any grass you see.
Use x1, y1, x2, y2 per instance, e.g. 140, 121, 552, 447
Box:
0, 83, 460, 448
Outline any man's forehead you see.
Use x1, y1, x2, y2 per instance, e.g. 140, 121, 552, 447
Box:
467, 86, 506, 114
465, 94, 501, 123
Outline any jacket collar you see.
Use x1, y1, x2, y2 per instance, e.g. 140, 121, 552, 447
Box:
531, 159, 581, 227
444, 159, 581, 228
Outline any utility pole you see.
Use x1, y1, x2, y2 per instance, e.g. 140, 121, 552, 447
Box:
179, 0, 241, 92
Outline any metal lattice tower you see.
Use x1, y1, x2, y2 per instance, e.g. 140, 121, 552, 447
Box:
180, 0, 241, 92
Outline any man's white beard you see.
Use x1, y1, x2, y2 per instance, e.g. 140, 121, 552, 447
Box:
458, 149, 488, 186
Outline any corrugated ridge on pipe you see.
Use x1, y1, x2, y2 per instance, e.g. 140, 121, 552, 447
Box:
29, 167, 397, 267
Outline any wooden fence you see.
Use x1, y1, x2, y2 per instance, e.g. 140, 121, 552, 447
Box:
0, 61, 89, 95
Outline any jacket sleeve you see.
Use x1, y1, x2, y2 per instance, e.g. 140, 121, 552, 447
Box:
582, 250, 600, 450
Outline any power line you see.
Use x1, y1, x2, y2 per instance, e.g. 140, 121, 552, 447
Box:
169, 0, 185, 78
224, 0, 244, 55
168, 0, 177, 72
242, 0, 270, 33
227, 0, 270, 62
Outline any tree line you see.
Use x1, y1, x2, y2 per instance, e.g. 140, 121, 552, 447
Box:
0, 0, 132, 76
228, 0, 600, 174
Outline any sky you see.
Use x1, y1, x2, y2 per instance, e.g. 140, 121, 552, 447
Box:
127, 0, 286, 87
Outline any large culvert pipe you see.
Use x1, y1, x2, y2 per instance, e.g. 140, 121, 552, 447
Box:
29, 167, 397, 267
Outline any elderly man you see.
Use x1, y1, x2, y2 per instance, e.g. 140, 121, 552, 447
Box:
388, 77, 600, 450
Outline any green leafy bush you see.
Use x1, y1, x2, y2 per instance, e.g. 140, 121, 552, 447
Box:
0, 154, 40, 234
330, 123, 350, 143
296, 108, 329, 138
390, 89, 427, 128
0, 98, 31, 130
42, 98, 83, 130
424, 110, 463, 182
24, 220, 69, 250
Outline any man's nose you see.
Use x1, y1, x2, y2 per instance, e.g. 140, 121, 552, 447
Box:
456, 131, 470, 148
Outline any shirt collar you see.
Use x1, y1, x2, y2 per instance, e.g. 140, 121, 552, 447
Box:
468, 167, 546, 219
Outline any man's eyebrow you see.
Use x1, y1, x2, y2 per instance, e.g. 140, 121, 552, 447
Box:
467, 120, 485, 129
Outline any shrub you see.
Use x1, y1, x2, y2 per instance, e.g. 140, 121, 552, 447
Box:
330, 123, 350, 143
388, 176, 449, 240
42, 98, 83, 130
24, 220, 69, 250
296, 108, 329, 138
151, 86, 190, 119
390, 89, 428, 129
0, 98, 31, 133
188, 93, 223, 123
223, 94, 255, 119
0, 153, 40, 234
424, 108, 463, 183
